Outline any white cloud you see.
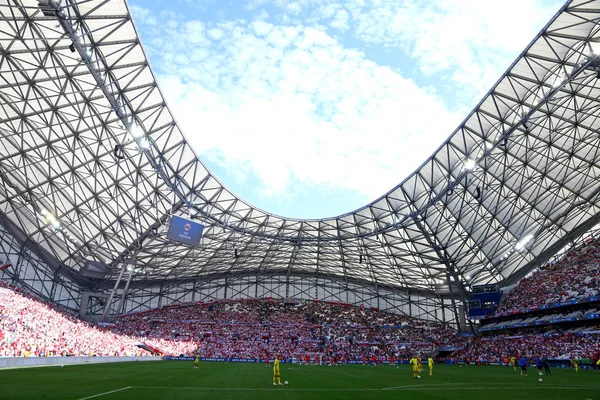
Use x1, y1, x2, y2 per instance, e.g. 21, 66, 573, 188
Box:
133, 10, 463, 202
251, 0, 563, 104
130, 4, 157, 26
206, 27, 226, 41
129, 0, 562, 215
330, 9, 349, 32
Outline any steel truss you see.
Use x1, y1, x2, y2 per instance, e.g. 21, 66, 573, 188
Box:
0, 223, 80, 311
0, 0, 600, 322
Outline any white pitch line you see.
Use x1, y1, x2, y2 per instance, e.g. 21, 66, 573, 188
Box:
382, 383, 473, 390
0, 364, 67, 371
382, 382, 600, 390
131, 385, 600, 392
77, 386, 132, 400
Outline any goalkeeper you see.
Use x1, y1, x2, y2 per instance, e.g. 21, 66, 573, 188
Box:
273, 355, 283, 385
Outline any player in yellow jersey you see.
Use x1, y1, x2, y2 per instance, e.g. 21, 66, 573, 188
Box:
193, 354, 200, 369
417, 356, 423, 375
571, 358, 579, 372
409, 356, 421, 379
273, 356, 283, 385
509, 356, 517, 372
428, 357, 434, 376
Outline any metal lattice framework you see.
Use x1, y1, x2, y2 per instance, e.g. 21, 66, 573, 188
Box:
1, 0, 600, 320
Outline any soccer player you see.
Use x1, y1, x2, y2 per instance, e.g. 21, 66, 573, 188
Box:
509, 356, 517, 372
273, 355, 283, 385
410, 356, 421, 379
362, 355, 366, 366
265, 354, 270, 368
519, 356, 528, 376
571, 357, 579, 372
535, 356, 543, 376
542, 356, 551, 375
417, 356, 423, 376
428, 356, 434, 376
193, 354, 200, 369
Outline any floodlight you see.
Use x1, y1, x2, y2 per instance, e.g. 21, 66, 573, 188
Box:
138, 138, 150, 150
130, 124, 144, 138
515, 234, 534, 251
464, 159, 476, 170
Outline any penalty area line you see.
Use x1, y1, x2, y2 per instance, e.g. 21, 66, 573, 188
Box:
77, 386, 132, 400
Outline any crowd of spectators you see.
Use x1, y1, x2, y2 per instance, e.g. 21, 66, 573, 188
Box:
455, 330, 600, 362
1, 281, 462, 360
0, 282, 145, 357
111, 299, 464, 361
3, 278, 600, 363
496, 237, 600, 315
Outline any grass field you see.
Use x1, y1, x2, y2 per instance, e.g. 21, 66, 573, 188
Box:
1, 361, 598, 400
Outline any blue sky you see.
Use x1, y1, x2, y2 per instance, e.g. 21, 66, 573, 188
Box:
129, 0, 564, 219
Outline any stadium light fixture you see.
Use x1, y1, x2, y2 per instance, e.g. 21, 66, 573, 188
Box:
138, 138, 151, 150
552, 73, 566, 88
464, 159, 476, 170
515, 234, 534, 251
44, 212, 57, 224
129, 124, 144, 139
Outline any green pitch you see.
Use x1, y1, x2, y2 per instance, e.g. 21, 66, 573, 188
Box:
1, 361, 598, 400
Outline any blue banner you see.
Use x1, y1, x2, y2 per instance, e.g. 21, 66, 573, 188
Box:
481, 313, 600, 331
482, 295, 600, 320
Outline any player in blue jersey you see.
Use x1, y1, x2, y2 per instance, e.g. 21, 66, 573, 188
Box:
519, 356, 528, 376
535, 356, 543, 375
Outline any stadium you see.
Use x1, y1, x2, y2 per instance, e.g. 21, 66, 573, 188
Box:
0, 0, 599, 399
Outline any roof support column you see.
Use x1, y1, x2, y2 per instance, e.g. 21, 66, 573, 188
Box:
115, 266, 136, 315
101, 262, 126, 321
412, 215, 474, 332
444, 270, 461, 331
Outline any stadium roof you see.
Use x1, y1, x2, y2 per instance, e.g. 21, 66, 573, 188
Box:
1, 0, 600, 294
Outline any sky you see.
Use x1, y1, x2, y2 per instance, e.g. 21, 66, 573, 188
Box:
129, 0, 565, 219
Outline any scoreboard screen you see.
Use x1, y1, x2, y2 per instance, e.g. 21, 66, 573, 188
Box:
167, 215, 204, 246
